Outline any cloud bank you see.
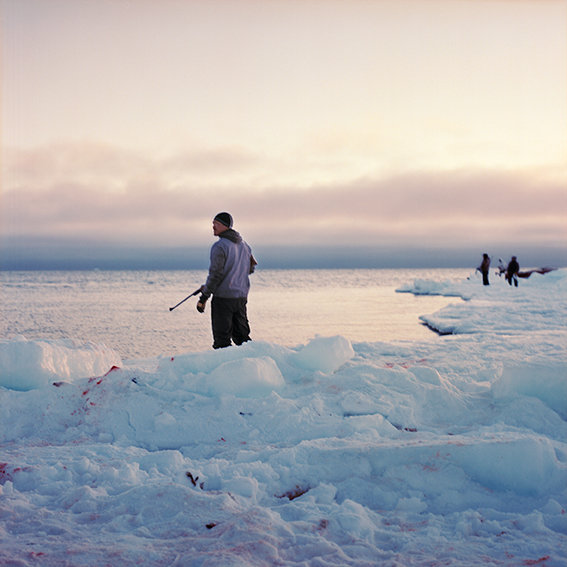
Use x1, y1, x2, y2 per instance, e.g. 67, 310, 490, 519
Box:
2, 142, 566, 268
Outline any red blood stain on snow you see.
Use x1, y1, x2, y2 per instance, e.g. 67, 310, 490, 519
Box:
0, 463, 30, 484
523, 557, 550, 566
0, 463, 13, 483
81, 367, 117, 401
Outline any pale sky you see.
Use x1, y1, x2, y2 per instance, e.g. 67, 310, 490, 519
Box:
1, 0, 566, 268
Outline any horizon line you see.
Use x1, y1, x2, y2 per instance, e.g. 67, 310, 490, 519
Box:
2, 243, 565, 271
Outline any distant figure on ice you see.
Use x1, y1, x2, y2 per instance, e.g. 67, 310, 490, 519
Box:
197, 212, 257, 349
496, 258, 506, 277
506, 256, 520, 287
478, 253, 491, 286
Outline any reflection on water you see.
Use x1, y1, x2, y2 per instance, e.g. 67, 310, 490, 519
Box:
1, 269, 470, 359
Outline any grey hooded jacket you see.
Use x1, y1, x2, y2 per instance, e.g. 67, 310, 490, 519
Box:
200, 229, 256, 301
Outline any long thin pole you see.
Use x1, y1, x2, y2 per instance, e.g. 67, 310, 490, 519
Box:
169, 287, 202, 311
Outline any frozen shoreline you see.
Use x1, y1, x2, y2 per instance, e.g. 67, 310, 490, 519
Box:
1, 270, 566, 566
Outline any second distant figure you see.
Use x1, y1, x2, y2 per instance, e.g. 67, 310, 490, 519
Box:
479, 253, 491, 286
197, 212, 257, 349
506, 256, 520, 287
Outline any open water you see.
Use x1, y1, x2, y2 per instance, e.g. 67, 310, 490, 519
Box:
0, 269, 471, 360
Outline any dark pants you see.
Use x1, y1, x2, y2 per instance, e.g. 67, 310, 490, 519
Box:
482, 271, 489, 286
211, 297, 251, 349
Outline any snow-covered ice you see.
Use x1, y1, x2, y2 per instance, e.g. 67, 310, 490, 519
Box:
1, 269, 566, 566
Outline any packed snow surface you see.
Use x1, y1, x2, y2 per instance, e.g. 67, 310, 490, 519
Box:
1, 269, 566, 566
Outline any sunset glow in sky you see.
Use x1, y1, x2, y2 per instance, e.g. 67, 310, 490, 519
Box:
2, 0, 566, 268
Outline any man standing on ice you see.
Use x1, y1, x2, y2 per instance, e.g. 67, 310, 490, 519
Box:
197, 212, 257, 349
478, 253, 491, 286
506, 256, 520, 287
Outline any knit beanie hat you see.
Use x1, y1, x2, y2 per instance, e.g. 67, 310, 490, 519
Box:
214, 212, 233, 228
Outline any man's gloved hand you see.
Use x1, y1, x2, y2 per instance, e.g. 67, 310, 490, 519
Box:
196, 296, 207, 313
